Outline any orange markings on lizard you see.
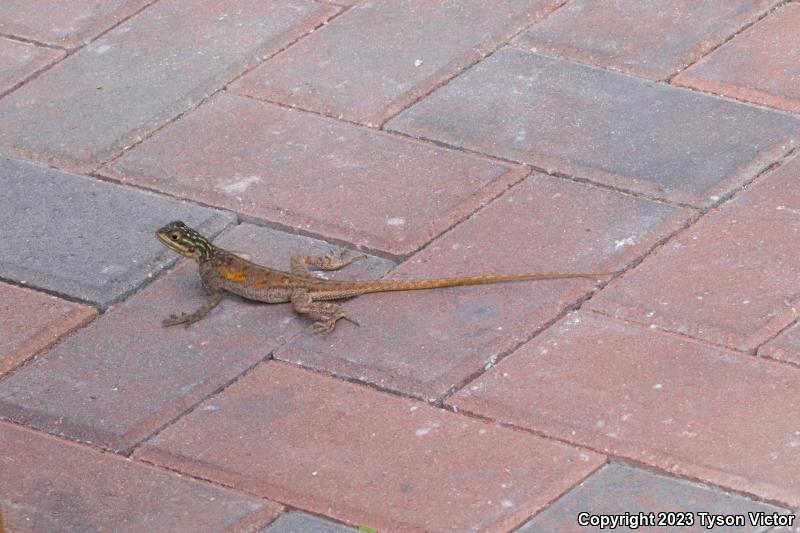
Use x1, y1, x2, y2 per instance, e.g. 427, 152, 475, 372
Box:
252, 277, 290, 288
216, 266, 247, 282
157, 220, 620, 332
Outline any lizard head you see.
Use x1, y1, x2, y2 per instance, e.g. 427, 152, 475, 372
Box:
156, 221, 214, 262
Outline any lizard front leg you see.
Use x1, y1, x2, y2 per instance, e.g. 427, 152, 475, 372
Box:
290, 288, 359, 333
163, 288, 223, 327
290, 247, 366, 279
163, 265, 224, 327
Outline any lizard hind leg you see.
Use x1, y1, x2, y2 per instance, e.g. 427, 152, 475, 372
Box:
290, 247, 366, 279
290, 288, 359, 333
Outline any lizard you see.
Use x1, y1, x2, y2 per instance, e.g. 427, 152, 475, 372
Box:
156, 220, 619, 333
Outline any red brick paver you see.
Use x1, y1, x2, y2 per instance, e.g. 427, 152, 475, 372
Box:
514, 0, 778, 80
138, 361, 605, 533
232, 0, 561, 126
276, 174, 691, 400
758, 321, 800, 367
102, 92, 528, 256
0, 282, 96, 376
3, 1, 798, 528
0, 0, 153, 48
0, 224, 392, 452
0, 0, 337, 172
452, 312, 800, 507
674, 3, 800, 115
0, 37, 63, 96
0, 421, 282, 532
589, 153, 800, 352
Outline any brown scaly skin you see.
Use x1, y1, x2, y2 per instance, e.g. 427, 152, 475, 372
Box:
156, 221, 619, 333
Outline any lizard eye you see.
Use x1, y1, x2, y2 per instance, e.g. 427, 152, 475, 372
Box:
170, 233, 180, 241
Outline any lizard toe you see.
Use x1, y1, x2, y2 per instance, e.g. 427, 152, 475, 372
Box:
163, 312, 191, 327
312, 320, 335, 334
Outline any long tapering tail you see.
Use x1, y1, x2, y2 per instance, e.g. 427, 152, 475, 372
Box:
312, 270, 619, 299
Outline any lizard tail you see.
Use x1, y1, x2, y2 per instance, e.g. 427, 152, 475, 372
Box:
317, 270, 619, 298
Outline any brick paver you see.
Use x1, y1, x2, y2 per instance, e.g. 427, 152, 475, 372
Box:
102, 92, 528, 256
518, 463, 787, 533
276, 174, 691, 400
588, 153, 800, 352
674, 4, 800, 115
0, 0, 153, 48
262, 512, 360, 533
0, 0, 337, 172
4, 2, 800, 529
0, 157, 233, 307
773, 515, 800, 533
0, 37, 63, 96
0, 224, 392, 453
758, 321, 800, 366
138, 361, 605, 533
0, 283, 96, 377
387, 47, 800, 208
232, 0, 561, 126
0, 421, 282, 532
513, 0, 778, 80
452, 312, 800, 507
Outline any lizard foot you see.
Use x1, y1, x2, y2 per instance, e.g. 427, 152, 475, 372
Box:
324, 247, 367, 269
163, 312, 200, 327
311, 311, 360, 333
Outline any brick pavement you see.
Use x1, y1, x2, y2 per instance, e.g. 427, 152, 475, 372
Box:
1, 2, 799, 532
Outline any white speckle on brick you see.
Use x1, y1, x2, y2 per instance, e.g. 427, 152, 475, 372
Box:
614, 236, 636, 249
217, 175, 261, 194
386, 216, 406, 226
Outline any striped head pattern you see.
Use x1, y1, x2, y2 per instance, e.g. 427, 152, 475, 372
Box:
155, 221, 215, 261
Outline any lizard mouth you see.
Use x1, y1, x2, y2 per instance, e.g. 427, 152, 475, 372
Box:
156, 231, 184, 253
155, 232, 172, 246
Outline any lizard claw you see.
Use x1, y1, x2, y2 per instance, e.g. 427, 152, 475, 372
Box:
325, 247, 366, 268
163, 312, 197, 327
343, 315, 360, 327
311, 311, 359, 333
162, 314, 185, 327
312, 321, 335, 334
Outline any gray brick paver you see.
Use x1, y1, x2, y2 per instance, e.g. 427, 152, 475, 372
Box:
387, 47, 800, 207
0, 157, 234, 307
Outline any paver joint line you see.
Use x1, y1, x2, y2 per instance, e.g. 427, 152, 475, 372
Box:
155, 219, 618, 333
93, 3, 345, 176
4, 0, 800, 529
